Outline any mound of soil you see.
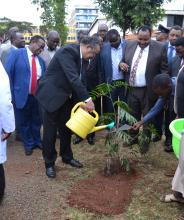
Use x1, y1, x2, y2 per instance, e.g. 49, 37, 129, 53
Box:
68, 169, 140, 215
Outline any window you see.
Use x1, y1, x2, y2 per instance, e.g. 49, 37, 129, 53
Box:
167, 15, 184, 27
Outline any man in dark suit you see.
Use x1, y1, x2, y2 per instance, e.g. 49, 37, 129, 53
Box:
100, 29, 127, 113
5, 35, 46, 156
153, 26, 183, 150
35, 36, 101, 178
119, 25, 168, 149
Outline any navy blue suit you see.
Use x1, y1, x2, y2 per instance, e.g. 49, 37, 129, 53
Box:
5, 48, 45, 150
100, 41, 127, 113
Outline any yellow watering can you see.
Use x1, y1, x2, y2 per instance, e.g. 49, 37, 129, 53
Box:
66, 102, 115, 139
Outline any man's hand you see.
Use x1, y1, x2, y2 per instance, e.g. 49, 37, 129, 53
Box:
132, 121, 143, 130
119, 62, 129, 72
1, 129, 11, 141
81, 99, 95, 112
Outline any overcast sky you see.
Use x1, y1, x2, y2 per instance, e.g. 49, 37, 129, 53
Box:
0, 0, 183, 25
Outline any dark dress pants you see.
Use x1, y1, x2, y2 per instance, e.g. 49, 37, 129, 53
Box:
164, 107, 176, 142
0, 164, 5, 201
42, 99, 73, 168
127, 87, 151, 138
153, 110, 164, 137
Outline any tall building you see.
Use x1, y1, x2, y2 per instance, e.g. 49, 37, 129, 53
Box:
67, 5, 99, 43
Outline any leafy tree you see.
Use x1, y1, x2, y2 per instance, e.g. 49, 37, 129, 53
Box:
0, 17, 35, 41
31, 0, 68, 44
95, 0, 172, 38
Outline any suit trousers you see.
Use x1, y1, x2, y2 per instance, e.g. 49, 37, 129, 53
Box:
128, 87, 151, 138
15, 95, 42, 150
0, 164, 5, 201
42, 99, 74, 168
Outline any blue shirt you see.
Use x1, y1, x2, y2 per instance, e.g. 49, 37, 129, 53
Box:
143, 77, 176, 123
111, 42, 124, 80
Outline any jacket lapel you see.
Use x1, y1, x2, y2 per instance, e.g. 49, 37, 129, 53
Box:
22, 48, 31, 74
145, 41, 153, 75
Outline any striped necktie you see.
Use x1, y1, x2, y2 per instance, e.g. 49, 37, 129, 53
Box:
129, 49, 144, 86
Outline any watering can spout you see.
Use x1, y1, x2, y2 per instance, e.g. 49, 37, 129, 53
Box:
90, 121, 115, 133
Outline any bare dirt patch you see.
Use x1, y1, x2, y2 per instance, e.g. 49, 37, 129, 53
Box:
68, 168, 140, 215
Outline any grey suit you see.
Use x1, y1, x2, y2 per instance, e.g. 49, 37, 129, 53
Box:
123, 40, 168, 142
124, 40, 168, 104
169, 55, 182, 77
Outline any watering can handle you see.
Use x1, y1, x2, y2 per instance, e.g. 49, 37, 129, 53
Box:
71, 102, 99, 122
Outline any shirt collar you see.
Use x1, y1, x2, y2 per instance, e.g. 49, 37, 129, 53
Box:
168, 41, 175, 48
26, 47, 34, 57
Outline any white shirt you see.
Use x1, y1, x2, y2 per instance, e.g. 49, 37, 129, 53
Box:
26, 47, 42, 93
111, 43, 124, 80
131, 45, 149, 87
0, 61, 15, 163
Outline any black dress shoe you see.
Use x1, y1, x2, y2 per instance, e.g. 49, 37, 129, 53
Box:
164, 138, 172, 147
152, 135, 161, 142
25, 149, 33, 156
87, 136, 95, 145
73, 136, 83, 145
46, 167, 56, 178
63, 159, 83, 168
164, 145, 173, 153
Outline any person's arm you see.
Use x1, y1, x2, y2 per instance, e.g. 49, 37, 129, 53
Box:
132, 97, 165, 130
4, 49, 17, 96
176, 71, 184, 118
57, 47, 95, 111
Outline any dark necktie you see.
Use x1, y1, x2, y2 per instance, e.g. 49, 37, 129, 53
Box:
129, 49, 144, 86
30, 55, 37, 95
80, 59, 89, 86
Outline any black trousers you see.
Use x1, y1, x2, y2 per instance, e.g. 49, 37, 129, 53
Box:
153, 98, 176, 141
127, 87, 151, 138
42, 99, 74, 168
0, 164, 5, 201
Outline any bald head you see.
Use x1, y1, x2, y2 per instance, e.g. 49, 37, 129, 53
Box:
10, 32, 25, 48
47, 31, 60, 51
97, 24, 108, 42
98, 23, 108, 32
8, 26, 19, 38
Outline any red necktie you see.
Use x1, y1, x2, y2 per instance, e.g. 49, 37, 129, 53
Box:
30, 55, 37, 95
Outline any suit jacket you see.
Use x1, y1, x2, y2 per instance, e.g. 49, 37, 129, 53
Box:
123, 40, 168, 103
169, 55, 182, 77
5, 48, 46, 109
0, 61, 15, 163
100, 41, 127, 83
0, 45, 15, 66
174, 65, 184, 118
35, 44, 89, 113
85, 54, 101, 91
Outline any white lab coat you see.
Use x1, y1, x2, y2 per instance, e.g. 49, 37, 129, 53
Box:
0, 61, 15, 164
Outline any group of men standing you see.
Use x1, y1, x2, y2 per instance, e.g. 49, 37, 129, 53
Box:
0, 24, 184, 199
